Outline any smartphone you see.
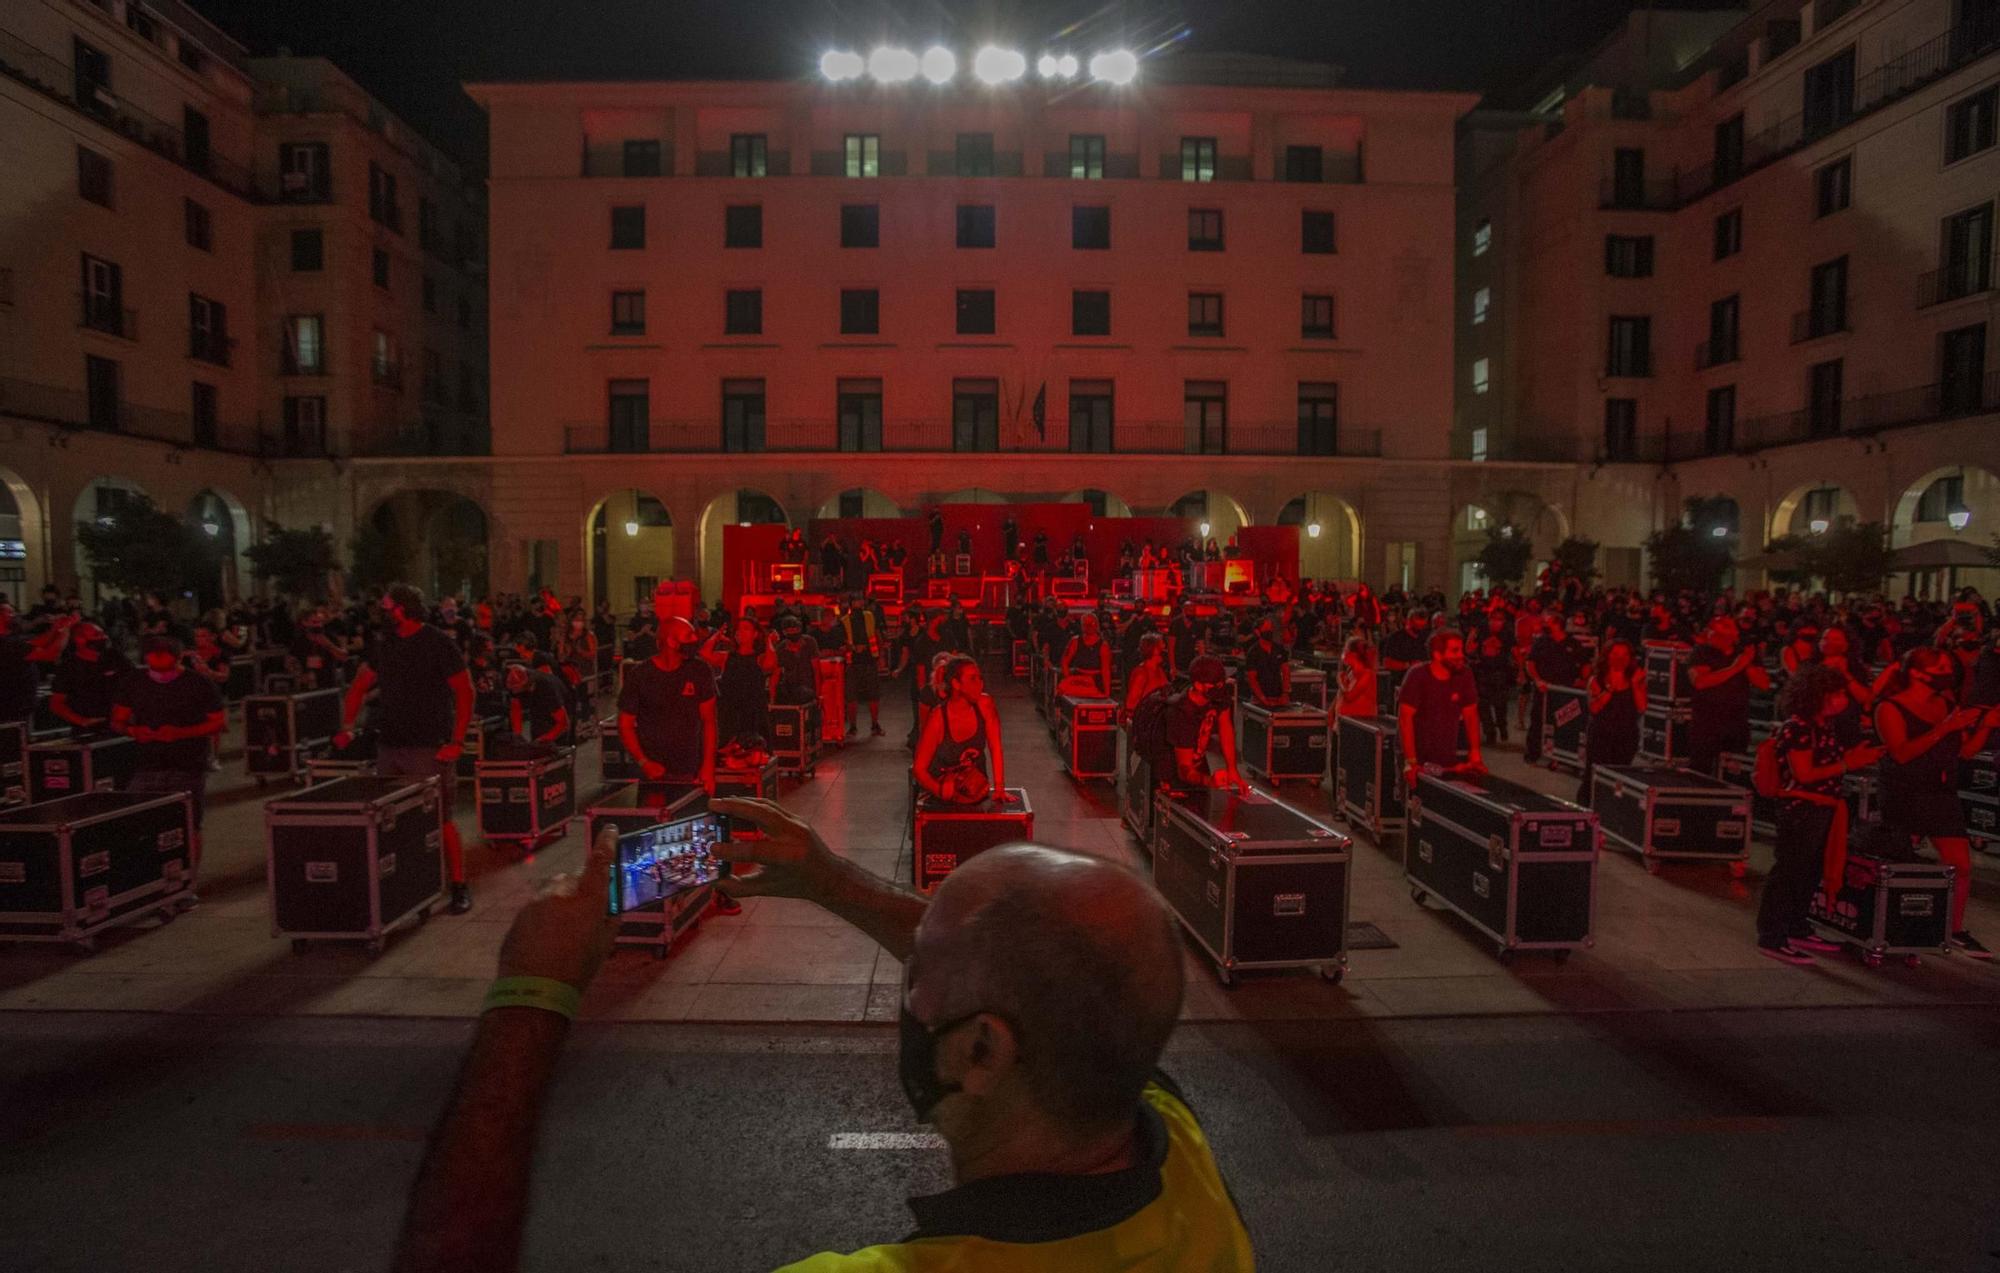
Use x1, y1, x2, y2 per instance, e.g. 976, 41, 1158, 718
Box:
609, 812, 729, 914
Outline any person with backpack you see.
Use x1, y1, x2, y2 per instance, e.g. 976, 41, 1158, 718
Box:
1754, 664, 1884, 966
1873, 647, 1999, 958
1133, 656, 1249, 799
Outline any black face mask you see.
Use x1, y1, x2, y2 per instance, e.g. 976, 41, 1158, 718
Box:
898, 1004, 981, 1124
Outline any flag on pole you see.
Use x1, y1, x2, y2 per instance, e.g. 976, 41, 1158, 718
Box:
1032, 382, 1046, 440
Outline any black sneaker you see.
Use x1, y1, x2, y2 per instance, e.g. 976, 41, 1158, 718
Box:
846, 723, 858, 738
711, 889, 742, 917
1950, 931, 1993, 960
448, 883, 473, 915
870, 723, 884, 737
1757, 942, 1814, 966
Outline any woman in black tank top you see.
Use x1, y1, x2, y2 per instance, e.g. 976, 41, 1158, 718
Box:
914, 656, 1009, 804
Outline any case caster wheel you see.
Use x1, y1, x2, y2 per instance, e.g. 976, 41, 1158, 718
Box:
1863, 950, 1884, 969
1644, 859, 1662, 876
1214, 965, 1234, 988
1496, 948, 1516, 965
366, 938, 385, 956
1410, 885, 1427, 905
1730, 860, 1748, 879
1318, 965, 1344, 984
651, 946, 667, 961
291, 938, 309, 955
1903, 955, 1923, 969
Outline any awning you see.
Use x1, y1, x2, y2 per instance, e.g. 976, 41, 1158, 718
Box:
1886, 539, 1994, 571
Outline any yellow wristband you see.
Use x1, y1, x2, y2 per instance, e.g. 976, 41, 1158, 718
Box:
482, 976, 582, 1020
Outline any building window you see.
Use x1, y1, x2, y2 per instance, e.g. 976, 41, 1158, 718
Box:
191, 381, 218, 447
372, 247, 390, 289
608, 379, 650, 452
184, 199, 212, 251
1301, 210, 1337, 254
1069, 380, 1114, 452
611, 290, 646, 335
422, 348, 445, 404
841, 204, 879, 248
622, 139, 662, 177
287, 228, 324, 273
1070, 134, 1105, 178
77, 145, 113, 207
1706, 294, 1741, 365
1604, 235, 1654, 278
278, 142, 330, 202
372, 329, 401, 389
1180, 137, 1217, 182
283, 314, 325, 375
1301, 294, 1335, 339
1607, 316, 1652, 377
724, 289, 763, 335
731, 134, 768, 177
1187, 292, 1224, 338
188, 294, 228, 365
840, 288, 880, 335
1184, 381, 1227, 453
725, 204, 763, 248
1714, 208, 1743, 260
844, 134, 879, 178
74, 36, 110, 109
1188, 208, 1223, 251
282, 396, 326, 455
952, 379, 1000, 451
368, 163, 400, 233
1297, 383, 1339, 455
1609, 148, 1649, 207
181, 104, 210, 173
610, 205, 645, 249
1472, 287, 1491, 325
1916, 474, 1966, 522
1705, 385, 1737, 453
85, 355, 120, 432
79, 254, 123, 335
1470, 428, 1489, 462
837, 379, 883, 451
423, 275, 438, 314
722, 379, 766, 451
1807, 256, 1849, 337
956, 205, 996, 248
1603, 398, 1638, 461
1284, 145, 1323, 182
1472, 218, 1492, 256
1947, 86, 1998, 164
1814, 156, 1852, 217
956, 133, 995, 177
1803, 46, 1857, 137
1071, 290, 1111, 337
1072, 206, 1110, 249
956, 289, 996, 335
1713, 113, 1745, 184
1808, 359, 1845, 436
1472, 357, 1491, 395
1940, 323, 1988, 414
1942, 203, 1995, 300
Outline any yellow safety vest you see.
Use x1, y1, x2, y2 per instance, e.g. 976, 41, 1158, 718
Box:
773, 1084, 1254, 1272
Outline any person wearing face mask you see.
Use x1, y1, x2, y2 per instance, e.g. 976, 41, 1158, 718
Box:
1241, 616, 1291, 708
337, 584, 478, 914
111, 635, 224, 866
1686, 617, 1771, 777
1057, 612, 1114, 699
504, 661, 572, 747
290, 607, 346, 691
616, 606, 717, 799
1577, 638, 1646, 804
49, 619, 130, 730
1398, 629, 1486, 792
1161, 656, 1250, 796
1378, 609, 1430, 673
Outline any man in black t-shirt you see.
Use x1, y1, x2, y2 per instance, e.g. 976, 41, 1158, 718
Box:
617, 615, 718, 791
0, 603, 52, 724
1686, 617, 1770, 775
1378, 612, 1430, 672
338, 585, 476, 913
49, 622, 131, 729
1397, 630, 1484, 790
112, 635, 224, 861
1163, 656, 1249, 795
506, 662, 572, 745
1243, 620, 1290, 707
1167, 602, 1204, 677
1523, 614, 1586, 763
895, 609, 947, 748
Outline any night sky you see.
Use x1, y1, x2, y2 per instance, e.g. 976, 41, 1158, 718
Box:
196, 0, 1733, 169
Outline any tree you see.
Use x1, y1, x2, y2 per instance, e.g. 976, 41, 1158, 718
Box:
74, 494, 210, 600
1645, 498, 1735, 594
1552, 536, 1599, 583
1474, 522, 1533, 587
245, 525, 337, 601
1794, 521, 1893, 596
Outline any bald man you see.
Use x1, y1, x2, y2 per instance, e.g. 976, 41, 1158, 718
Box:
395, 810, 1254, 1273
616, 610, 717, 796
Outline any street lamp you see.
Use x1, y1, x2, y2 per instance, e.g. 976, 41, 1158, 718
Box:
1948, 507, 1973, 532
623, 519, 639, 537
1710, 525, 1729, 538
867, 46, 918, 83
1307, 522, 1323, 539
1198, 521, 1212, 538
202, 520, 220, 538
972, 46, 1026, 84
1809, 518, 1830, 534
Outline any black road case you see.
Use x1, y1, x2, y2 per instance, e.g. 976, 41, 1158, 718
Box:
1541, 684, 1589, 773
1810, 855, 1953, 967
458, 714, 507, 781
1058, 695, 1119, 780
28, 731, 137, 803
714, 757, 781, 838
598, 715, 640, 786
768, 701, 821, 778
1239, 702, 1328, 785
1717, 751, 1775, 838
914, 789, 1032, 893
0, 791, 195, 950
1590, 764, 1750, 874
307, 729, 378, 783
1643, 642, 1693, 707
224, 656, 258, 702
1289, 664, 1328, 711
476, 743, 577, 847
1637, 706, 1692, 764
2, 720, 28, 806
1376, 667, 1400, 714
1964, 755, 1999, 853
1149, 785, 1351, 985
586, 783, 714, 957
1407, 772, 1598, 960
245, 688, 342, 781
1119, 731, 1156, 842
265, 775, 444, 954
1335, 715, 1404, 842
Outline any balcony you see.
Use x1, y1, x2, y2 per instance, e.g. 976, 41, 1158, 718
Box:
189, 331, 232, 368
1694, 336, 1740, 370
0, 374, 261, 454
1715, 370, 2000, 454
1917, 262, 1995, 308
79, 294, 136, 340
1598, 178, 1678, 211
1791, 308, 1849, 343
561, 420, 1385, 458
1814, 0, 1862, 32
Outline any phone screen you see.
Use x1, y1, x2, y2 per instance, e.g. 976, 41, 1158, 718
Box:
610, 814, 726, 914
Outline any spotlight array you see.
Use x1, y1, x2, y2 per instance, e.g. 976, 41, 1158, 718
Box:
823, 45, 1133, 86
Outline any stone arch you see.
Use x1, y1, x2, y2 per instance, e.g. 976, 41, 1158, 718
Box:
699, 488, 789, 605
586, 488, 675, 615
71, 475, 150, 604
1451, 490, 1566, 596
1770, 481, 1859, 540
1277, 492, 1363, 583
1060, 489, 1133, 518
1166, 489, 1250, 545
368, 489, 489, 601
1891, 465, 1997, 546
186, 487, 254, 610
0, 463, 47, 602
815, 488, 902, 520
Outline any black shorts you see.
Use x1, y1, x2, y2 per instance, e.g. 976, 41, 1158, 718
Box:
847, 658, 881, 702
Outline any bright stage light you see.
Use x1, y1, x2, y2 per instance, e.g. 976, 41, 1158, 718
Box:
973, 46, 1026, 84
868, 46, 918, 83
1038, 52, 1079, 79
1037, 53, 1058, 77
920, 46, 957, 84
820, 50, 864, 81
1058, 54, 1079, 77
1307, 523, 1322, 539
1089, 49, 1138, 85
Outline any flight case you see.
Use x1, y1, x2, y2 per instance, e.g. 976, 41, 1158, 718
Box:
476, 742, 576, 848
1058, 696, 1119, 780
768, 701, 821, 778
714, 757, 781, 838
1643, 642, 1693, 706
306, 729, 377, 783
265, 775, 444, 954
0, 791, 195, 950
245, 688, 342, 782
1149, 785, 1350, 986
1590, 764, 1750, 875
1238, 701, 1327, 785
1289, 664, 1327, 711
1810, 855, 1954, 967
0, 720, 24, 807
1541, 684, 1589, 773
1638, 706, 1692, 764
913, 789, 1032, 893
27, 731, 137, 804
1407, 772, 1598, 960
1335, 714, 1404, 841
598, 715, 641, 786
1965, 750, 1999, 851
586, 783, 713, 958
457, 715, 507, 781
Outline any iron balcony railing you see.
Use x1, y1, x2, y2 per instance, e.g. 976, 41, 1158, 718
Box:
0, 374, 263, 454
1694, 336, 1740, 370
562, 419, 1385, 458
1792, 307, 1850, 343
1598, 178, 1679, 211
78, 293, 136, 340
1916, 261, 1995, 308
1698, 370, 2000, 457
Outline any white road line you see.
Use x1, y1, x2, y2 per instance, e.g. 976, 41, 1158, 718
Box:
827, 1132, 947, 1150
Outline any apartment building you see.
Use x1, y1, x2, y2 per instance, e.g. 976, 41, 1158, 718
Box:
1462, 0, 2000, 596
